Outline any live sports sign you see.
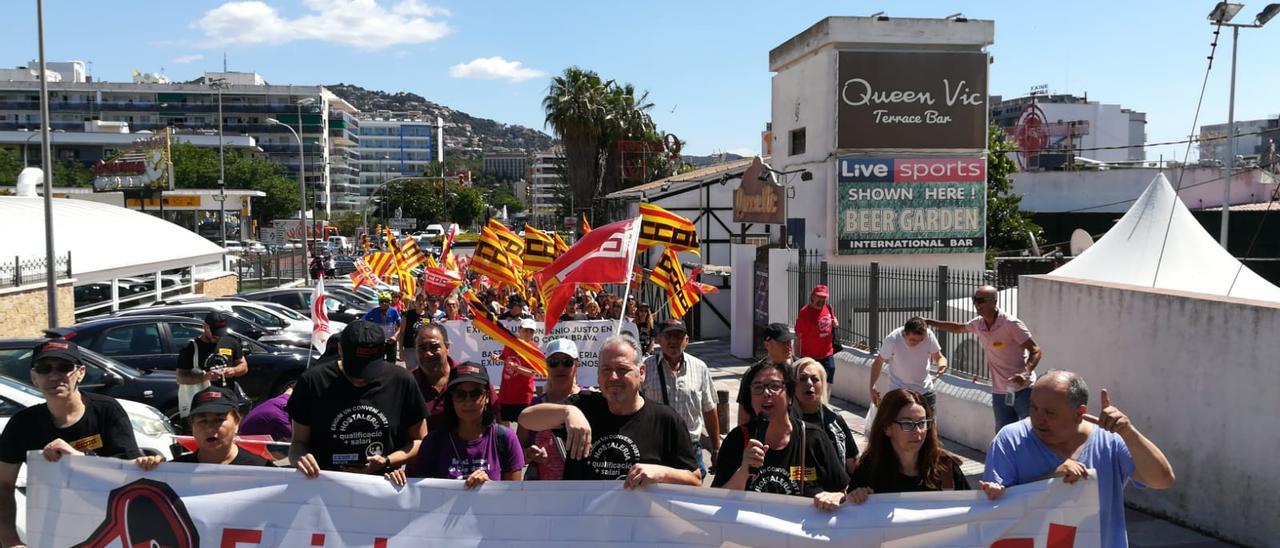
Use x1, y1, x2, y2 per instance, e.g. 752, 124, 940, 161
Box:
836, 51, 989, 150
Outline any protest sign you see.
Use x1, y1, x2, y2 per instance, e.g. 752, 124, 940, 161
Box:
442, 319, 638, 388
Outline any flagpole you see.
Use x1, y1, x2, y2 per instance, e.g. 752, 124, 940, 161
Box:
616, 260, 637, 337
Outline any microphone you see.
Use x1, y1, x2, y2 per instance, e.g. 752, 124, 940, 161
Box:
748, 413, 769, 476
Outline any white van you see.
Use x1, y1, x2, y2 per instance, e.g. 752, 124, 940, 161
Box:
327, 235, 349, 253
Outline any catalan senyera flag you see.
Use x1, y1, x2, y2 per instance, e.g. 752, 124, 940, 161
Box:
472, 225, 523, 289
486, 219, 525, 269
384, 229, 417, 297
364, 252, 396, 279
522, 225, 556, 273
349, 259, 381, 291
650, 248, 695, 319
580, 213, 591, 238
398, 236, 428, 271
465, 290, 546, 376
425, 254, 440, 270
684, 267, 720, 296
638, 202, 699, 255
552, 233, 569, 257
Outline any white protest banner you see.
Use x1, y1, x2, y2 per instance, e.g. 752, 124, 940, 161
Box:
442, 319, 637, 388
25, 455, 1101, 547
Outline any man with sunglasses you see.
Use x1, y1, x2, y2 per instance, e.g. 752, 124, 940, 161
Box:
176, 311, 248, 418
1, 340, 141, 548
926, 285, 1043, 431
412, 323, 499, 432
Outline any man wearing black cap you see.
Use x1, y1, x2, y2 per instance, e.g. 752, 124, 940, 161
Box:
640, 319, 720, 479
737, 323, 797, 426
175, 311, 248, 418
498, 294, 532, 321
287, 320, 427, 479
1, 340, 141, 548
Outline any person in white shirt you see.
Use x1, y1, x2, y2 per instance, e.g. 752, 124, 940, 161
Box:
869, 317, 947, 411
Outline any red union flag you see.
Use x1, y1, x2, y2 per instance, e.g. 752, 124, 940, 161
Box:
421, 267, 463, 298
311, 278, 331, 352
534, 217, 641, 331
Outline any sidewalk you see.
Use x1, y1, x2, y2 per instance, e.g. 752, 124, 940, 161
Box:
686, 338, 1230, 548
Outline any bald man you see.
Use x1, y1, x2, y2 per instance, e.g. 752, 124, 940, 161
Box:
978, 371, 1174, 548
927, 285, 1041, 430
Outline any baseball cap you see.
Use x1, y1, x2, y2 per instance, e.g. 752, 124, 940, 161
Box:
188, 385, 246, 416
339, 320, 390, 381
764, 323, 796, 342
447, 361, 491, 390
518, 317, 537, 331
543, 338, 579, 360
811, 285, 830, 298
204, 311, 230, 336
659, 319, 688, 336
33, 339, 82, 365
508, 294, 527, 307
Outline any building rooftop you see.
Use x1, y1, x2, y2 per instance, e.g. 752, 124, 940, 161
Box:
606, 157, 755, 198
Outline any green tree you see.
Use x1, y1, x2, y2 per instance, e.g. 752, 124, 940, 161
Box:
170, 142, 219, 189
330, 211, 363, 236
490, 188, 525, 215
0, 148, 22, 185
544, 67, 610, 219
450, 186, 484, 227
52, 160, 94, 187
250, 176, 301, 226
986, 127, 1042, 265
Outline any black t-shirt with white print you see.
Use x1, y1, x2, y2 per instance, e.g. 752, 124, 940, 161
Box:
712, 412, 849, 497
0, 391, 141, 463
285, 358, 427, 470
177, 335, 244, 390
560, 391, 697, 481
803, 406, 858, 464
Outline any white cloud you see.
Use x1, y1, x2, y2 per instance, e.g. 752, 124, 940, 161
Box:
172, 54, 205, 64
449, 56, 546, 83
192, 0, 451, 51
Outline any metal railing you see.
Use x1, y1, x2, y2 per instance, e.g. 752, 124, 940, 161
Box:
788, 250, 1022, 383
234, 249, 307, 292
0, 253, 71, 289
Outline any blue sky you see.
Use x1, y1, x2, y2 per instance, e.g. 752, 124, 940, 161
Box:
4, 1, 1279, 158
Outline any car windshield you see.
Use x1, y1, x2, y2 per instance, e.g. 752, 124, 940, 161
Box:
258, 302, 306, 321
0, 372, 43, 397
233, 305, 287, 328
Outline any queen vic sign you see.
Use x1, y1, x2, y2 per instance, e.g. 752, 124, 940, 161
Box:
836, 51, 989, 150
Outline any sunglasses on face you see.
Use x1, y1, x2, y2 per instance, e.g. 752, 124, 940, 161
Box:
894, 418, 934, 432
749, 382, 787, 395
33, 361, 79, 375
451, 388, 485, 402
547, 358, 575, 369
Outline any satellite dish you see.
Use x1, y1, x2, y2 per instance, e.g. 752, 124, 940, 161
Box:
1069, 229, 1094, 256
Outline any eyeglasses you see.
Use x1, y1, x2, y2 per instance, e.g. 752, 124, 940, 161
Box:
547, 358, 575, 369
451, 388, 485, 402
797, 374, 822, 385
749, 382, 787, 395
33, 361, 79, 375
894, 418, 934, 432
971, 296, 991, 304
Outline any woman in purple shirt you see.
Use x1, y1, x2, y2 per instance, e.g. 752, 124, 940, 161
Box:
387, 362, 523, 488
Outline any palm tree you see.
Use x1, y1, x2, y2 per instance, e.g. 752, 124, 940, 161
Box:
544, 67, 610, 221
600, 83, 658, 197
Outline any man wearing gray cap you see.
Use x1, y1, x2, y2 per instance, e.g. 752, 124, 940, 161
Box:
287, 320, 427, 478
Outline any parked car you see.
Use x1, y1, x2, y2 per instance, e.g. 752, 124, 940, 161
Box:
238, 288, 369, 324
0, 339, 181, 425
333, 256, 358, 276
112, 302, 307, 348
44, 315, 317, 402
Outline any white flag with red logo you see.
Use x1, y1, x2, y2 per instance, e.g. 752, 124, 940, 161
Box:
533, 217, 641, 332
311, 277, 331, 352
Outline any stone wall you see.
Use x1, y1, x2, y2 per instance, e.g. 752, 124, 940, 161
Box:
0, 281, 75, 337
196, 273, 238, 297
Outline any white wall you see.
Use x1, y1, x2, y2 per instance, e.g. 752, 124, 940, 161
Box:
730, 244, 756, 359
767, 248, 798, 326
1014, 167, 1276, 213
1021, 275, 1280, 547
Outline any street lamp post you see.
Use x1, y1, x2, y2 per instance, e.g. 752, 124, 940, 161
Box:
35, 0, 58, 327
267, 116, 309, 283
1207, 1, 1280, 248
22, 131, 40, 166
297, 98, 316, 240
209, 78, 230, 268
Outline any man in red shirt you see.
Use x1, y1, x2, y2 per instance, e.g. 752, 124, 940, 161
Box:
795, 284, 840, 381
497, 318, 539, 427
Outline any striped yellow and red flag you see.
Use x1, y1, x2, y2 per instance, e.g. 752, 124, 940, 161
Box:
486, 219, 525, 269
364, 251, 396, 279
638, 202, 699, 255
465, 290, 546, 376
684, 267, 719, 295
552, 232, 569, 257
522, 225, 556, 274
384, 229, 417, 297
471, 224, 523, 289
349, 258, 381, 291
579, 212, 591, 238
425, 253, 440, 270
650, 248, 695, 319
398, 236, 428, 271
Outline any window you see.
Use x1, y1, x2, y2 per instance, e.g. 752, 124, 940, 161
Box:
789, 128, 806, 156
168, 322, 204, 350
0, 395, 21, 418
234, 306, 285, 328
99, 324, 162, 356
0, 348, 34, 380
267, 293, 304, 309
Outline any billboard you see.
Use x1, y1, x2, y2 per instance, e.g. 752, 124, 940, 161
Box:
836, 51, 988, 150
92, 130, 173, 192
733, 156, 785, 224
836, 157, 986, 255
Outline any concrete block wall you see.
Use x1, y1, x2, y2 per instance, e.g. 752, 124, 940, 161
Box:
0, 281, 74, 337
195, 272, 238, 297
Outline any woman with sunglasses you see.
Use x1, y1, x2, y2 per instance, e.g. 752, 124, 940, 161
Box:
792, 358, 858, 476
814, 388, 969, 510
713, 361, 848, 498
518, 339, 591, 480
390, 362, 524, 489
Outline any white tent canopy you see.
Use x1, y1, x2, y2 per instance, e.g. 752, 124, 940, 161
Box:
0, 196, 225, 284
1049, 173, 1280, 302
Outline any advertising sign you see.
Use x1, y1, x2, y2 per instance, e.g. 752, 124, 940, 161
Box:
836, 157, 986, 254
91, 130, 173, 192
387, 218, 417, 230
836, 51, 988, 150
733, 156, 785, 224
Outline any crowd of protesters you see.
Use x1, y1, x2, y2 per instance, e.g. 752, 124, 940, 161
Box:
0, 276, 1173, 548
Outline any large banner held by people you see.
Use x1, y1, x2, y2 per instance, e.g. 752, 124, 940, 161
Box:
442, 319, 638, 388
26, 456, 1102, 547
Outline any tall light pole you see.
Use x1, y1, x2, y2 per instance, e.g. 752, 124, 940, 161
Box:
22, 130, 40, 166
209, 77, 230, 267
35, 0, 58, 327
297, 97, 316, 239
1208, 2, 1280, 249
267, 117, 308, 283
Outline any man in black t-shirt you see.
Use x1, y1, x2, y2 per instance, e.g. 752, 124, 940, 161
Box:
287, 320, 427, 478
1, 340, 141, 548
519, 334, 700, 488
176, 311, 248, 418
